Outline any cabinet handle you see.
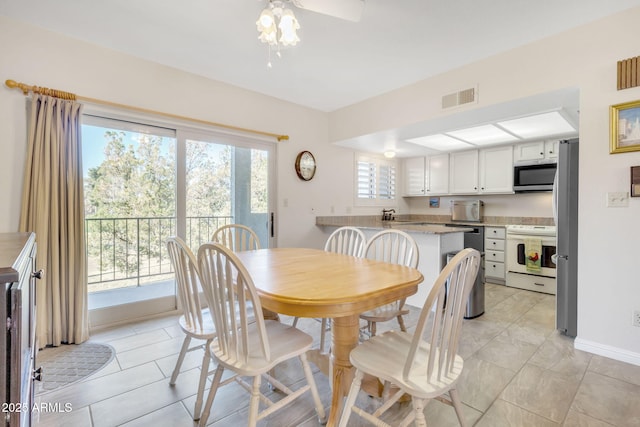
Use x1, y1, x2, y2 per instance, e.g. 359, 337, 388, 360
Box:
32, 269, 43, 280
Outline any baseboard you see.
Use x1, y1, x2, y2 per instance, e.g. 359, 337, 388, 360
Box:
574, 337, 640, 366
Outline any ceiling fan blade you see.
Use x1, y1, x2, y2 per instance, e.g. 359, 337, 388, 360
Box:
293, 0, 365, 22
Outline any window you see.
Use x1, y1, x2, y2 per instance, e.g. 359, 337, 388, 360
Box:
355, 154, 397, 205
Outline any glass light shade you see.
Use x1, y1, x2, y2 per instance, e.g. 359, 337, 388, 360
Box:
256, 9, 274, 30
258, 28, 277, 45
278, 8, 300, 46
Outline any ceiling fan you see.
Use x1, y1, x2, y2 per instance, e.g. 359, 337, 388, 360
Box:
284, 0, 365, 22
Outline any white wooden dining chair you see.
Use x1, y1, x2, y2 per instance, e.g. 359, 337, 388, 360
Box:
359, 229, 419, 336
212, 223, 260, 252
196, 242, 326, 427
292, 226, 367, 352
166, 236, 215, 421
339, 248, 481, 427
212, 223, 279, 322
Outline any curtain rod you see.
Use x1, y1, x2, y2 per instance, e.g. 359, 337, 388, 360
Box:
4, 79, 290, 142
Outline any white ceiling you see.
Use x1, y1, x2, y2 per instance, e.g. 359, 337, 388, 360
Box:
2, 0, 640, 155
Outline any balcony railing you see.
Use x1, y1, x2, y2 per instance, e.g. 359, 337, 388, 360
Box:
85, 215, 233, 292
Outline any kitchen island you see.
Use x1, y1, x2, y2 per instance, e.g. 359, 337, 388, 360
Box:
316, 217, 471, 308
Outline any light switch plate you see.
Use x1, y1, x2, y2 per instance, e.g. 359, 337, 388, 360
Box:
606, 192, 629, 207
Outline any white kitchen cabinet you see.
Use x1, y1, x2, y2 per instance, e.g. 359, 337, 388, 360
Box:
513, 141, 545, 162
485, 226, 506, 284
514, 140, 559, 163
402, 154, 449, 196
426, 153, 449, 194
545, 140, 559, 159
403, 157, 426, 196
449, 150, 479, 194
479, 145, 513, 193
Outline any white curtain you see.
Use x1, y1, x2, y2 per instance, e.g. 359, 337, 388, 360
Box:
19, 94, 89, 346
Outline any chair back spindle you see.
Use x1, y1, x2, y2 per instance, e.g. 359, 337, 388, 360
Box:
166, 237, 205, 332
324, 226, 366, 256
198, 242, 270, 364
212, 224, 260, 252
404, 248, 480, 382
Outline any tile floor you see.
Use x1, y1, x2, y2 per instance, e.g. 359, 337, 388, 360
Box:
34, 283, 640, 426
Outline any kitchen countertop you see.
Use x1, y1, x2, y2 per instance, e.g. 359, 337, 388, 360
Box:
316, 215, 554, 231
315, 218, 473, 235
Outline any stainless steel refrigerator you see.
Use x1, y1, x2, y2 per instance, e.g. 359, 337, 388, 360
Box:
553, 138, 579, 337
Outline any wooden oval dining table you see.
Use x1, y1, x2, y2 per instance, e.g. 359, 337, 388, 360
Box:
234, 247, 424, 427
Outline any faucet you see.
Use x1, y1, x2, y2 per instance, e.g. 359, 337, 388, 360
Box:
382, 209, 396, 221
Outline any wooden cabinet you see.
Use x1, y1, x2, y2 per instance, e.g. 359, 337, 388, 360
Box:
485, 226, 505, 284
449, 150, 478, 194
1, 232, 38, 427
402, 154, 449, 196
479, 145, 514, 193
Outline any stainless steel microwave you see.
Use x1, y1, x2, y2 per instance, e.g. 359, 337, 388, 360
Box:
513, 160, 557, 192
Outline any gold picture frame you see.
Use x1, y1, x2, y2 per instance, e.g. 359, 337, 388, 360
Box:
610, 99, 640, 153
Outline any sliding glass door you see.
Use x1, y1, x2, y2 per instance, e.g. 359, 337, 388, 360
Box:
180, 132, 273, 252
82, 115, 275, 326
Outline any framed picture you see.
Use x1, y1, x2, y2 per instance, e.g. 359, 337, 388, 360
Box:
610, 99, 640, 153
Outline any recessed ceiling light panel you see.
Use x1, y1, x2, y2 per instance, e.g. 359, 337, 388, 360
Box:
446, 124, 520, 145
497, 111, 575, 139
406, 134, 472, 151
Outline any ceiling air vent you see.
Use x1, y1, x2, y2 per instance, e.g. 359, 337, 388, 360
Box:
441, 87, 477, 109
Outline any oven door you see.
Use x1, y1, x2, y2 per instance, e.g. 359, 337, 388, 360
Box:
506, 233, 557, 277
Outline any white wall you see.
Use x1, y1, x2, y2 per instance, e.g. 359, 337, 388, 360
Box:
329, 9, 640, 363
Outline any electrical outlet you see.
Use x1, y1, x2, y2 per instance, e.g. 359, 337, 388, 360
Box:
633, 310, 640, 327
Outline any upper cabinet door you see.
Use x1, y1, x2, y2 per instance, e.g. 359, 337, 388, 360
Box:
479, 145, 513, 193
513, 141, 545, 162
545, 140, 559, 159
449, 150, 479, 194
403, 157, 426, 196
426, 153, 449, 194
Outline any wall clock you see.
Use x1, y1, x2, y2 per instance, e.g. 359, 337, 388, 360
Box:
295, 151, 316, 181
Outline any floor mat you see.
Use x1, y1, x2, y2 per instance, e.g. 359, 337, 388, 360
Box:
35, 342, 115, 394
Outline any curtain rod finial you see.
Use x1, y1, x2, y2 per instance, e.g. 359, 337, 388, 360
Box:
5, 79, 29, 95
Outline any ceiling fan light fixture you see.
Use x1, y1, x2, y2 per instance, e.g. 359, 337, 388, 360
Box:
256, 1, 301, 65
